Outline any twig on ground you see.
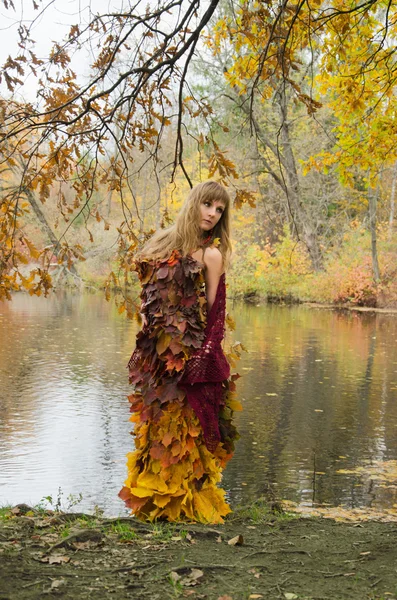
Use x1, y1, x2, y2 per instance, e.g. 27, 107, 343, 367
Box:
22, 579, 47, 588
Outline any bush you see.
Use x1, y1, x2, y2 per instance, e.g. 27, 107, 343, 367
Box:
229, 226, 312, 301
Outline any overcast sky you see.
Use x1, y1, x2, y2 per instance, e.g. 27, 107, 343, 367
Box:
0, 0, 124, 100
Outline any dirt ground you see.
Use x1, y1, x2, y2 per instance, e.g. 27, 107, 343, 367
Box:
1, 501, 396, 600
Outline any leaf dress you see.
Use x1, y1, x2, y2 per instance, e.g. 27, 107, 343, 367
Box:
119, 250, 240, 523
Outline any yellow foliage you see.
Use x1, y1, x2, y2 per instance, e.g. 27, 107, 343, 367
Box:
121, 403, 234, 523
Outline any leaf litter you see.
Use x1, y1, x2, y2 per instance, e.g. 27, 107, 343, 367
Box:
1, 503, 397, 599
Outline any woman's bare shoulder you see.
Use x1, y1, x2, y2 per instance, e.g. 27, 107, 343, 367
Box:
204, 245, 222, 259
203, 246, 223, 271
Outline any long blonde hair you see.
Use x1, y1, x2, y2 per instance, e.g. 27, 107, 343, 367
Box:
138, 181, 232, 267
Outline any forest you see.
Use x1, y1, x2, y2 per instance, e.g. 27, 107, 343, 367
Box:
2, 5, 397, 599
1, 0, 397, 311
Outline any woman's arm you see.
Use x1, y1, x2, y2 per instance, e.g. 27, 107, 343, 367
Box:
203, 247, 224, 312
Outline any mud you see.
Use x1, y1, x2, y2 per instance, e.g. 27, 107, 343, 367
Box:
0, 501, 396, 600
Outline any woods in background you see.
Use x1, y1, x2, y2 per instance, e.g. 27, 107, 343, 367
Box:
1, 0, 397, 308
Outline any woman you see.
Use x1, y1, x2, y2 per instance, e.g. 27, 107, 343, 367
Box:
119, 181, 240, 523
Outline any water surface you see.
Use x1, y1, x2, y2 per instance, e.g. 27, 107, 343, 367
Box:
1, 292, 396, 515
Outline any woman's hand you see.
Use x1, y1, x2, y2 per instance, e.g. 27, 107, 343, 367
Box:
203, 247, 223, 312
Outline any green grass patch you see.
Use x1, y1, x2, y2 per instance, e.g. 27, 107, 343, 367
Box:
0, 506, 12, 521
76, 515, 99, 528
110, 522, 139, 542
231, 497, 299, 525
150, 522, 189, 542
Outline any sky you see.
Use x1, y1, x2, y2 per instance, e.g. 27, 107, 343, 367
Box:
0, 0, 126, 101
0, 0, 205, 103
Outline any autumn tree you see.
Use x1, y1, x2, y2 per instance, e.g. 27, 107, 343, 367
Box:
1, 0, 396, 301
1, 0, 242, 301
305, 3, 397, 282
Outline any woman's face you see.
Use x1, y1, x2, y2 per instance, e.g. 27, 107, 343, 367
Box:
199, 198, 225, 231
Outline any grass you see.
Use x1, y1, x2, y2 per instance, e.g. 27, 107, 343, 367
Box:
231, 497, 299, 525
38, 489, 84, 513
0, 506, 12, 521
108, 520, 193, 545
60, 524, 72, 538
110, 521, 139, 542
76, 515, 99, 528
167, 572, 183, 598
150, 522, 189, 542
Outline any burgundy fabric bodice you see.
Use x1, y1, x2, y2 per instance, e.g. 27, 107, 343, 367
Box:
179, 272, 230, 452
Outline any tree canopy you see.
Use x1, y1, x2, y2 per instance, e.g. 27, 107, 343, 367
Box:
1, 0, 397, 305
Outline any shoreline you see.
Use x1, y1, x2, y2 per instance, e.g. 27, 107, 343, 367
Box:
9, 286, 397, 314
1, 501, 397, 599
301, 301, 397, 314
239, 294, 397, 314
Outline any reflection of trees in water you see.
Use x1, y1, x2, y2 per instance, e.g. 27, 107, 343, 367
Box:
224, 305, 397, 508
0, 293, 135, 442
0, 292, 135, 512
2, 297, 397, 511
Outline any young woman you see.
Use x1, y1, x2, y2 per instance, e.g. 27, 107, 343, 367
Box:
119, 181, 240, 523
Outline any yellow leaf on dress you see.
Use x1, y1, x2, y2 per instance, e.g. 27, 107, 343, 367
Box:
228, 399, 243, 411
162, 496, 184, 520
156, 332, 172, 355
154, 493, 171, 508
136, 471, 168, 493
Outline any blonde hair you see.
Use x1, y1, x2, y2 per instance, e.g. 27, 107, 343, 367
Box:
138, 181, 232, 267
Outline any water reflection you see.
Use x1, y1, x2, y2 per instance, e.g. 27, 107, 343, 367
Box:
0, 294, 396, 515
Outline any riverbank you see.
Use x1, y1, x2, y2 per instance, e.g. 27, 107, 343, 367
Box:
239, 293, 397, 313
297, 301, 397, 315
1, 501, 396, 600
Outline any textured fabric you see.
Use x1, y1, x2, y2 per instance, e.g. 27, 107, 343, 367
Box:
179, 273, 230, 452
119, 250, 240, 523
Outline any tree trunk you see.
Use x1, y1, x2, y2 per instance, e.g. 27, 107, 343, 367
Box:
275, 86, 323, 271
228, 79, 324, 270
368, 187, 381, 282
25, 188, 60, 251
25, 188, 77, 275
388, 161, 397, 241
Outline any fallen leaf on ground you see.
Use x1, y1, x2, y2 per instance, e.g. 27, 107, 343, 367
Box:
51, 579, 66, 589
284, 594, 298, 600
40, 555, 70, 565
73, 541, 95, 550
218, 596, 233, 600
228, 535, 244, 546
41, 533, 59, 543
180, 568, 204, 587
282, 499, 397, 523
249, 595, 263, 599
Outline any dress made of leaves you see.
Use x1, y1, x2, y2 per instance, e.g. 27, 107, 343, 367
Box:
119, 250, 240, 523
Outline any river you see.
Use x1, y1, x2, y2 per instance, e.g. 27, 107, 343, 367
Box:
1, 292, 396, 516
